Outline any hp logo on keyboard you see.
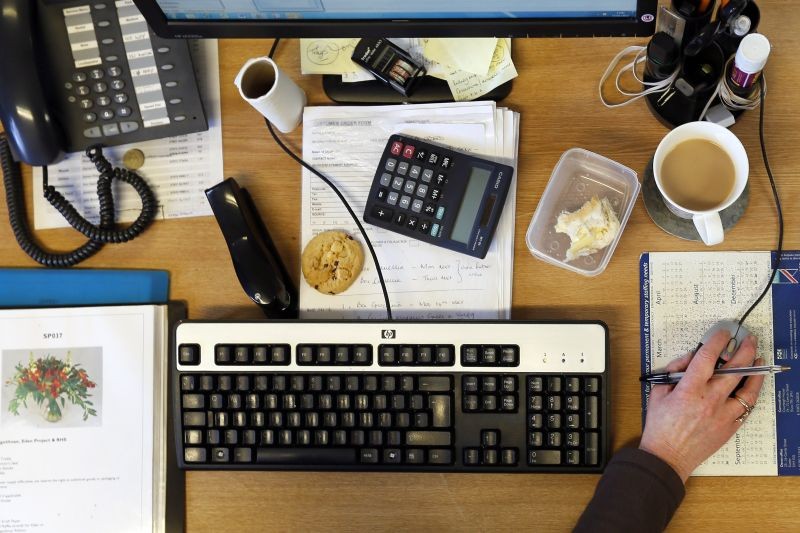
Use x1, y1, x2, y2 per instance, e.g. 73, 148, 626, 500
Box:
381, 329, 396, 339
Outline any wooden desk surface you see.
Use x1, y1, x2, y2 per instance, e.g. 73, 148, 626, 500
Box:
1, 2, 799, 530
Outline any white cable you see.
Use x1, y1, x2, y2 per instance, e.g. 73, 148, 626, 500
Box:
599, 45, 679, 108
699, 58, 766, 120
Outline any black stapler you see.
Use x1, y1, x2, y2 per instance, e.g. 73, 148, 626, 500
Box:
205, 178, 298, 318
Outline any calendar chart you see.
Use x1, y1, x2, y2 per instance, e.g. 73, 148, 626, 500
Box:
640, 251, 800, 476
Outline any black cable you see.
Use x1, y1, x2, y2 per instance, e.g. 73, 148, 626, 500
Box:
0, 135, 157, 267
735, 77, 783, 335
264, 38, 393, 319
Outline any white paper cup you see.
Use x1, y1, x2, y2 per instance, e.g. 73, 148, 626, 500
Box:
234, 57, 306, 133
653, 122, 749, 246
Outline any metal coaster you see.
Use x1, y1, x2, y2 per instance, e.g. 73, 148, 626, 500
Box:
642, 158, 749, 241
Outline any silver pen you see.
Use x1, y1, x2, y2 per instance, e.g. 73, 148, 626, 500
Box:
640, 364, 791, 384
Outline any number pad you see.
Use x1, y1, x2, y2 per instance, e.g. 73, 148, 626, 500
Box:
526, 374, 601, 467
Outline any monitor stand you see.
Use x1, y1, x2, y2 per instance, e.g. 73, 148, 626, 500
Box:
322, 75, 513, 104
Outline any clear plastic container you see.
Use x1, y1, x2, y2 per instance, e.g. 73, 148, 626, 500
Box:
526, 148, 640, 276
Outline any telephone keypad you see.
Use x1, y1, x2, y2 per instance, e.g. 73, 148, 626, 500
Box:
54, 0, 206, 149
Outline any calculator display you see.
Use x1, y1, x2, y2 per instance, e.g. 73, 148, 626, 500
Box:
451, 166, 493, 245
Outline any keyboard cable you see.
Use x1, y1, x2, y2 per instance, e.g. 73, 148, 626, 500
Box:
261, 37, 393, 320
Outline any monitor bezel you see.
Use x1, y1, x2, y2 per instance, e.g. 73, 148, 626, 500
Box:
132, 0, 658, 39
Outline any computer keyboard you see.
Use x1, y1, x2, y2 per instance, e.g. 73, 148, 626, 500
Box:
173, 320, 609, 473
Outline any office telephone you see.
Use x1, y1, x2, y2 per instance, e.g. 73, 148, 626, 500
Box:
0, 0, 208, 266
0, 0, 207, 166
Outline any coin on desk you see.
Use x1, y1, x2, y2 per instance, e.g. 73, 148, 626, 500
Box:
302, 230, 364, 294
122, 149, 145, 170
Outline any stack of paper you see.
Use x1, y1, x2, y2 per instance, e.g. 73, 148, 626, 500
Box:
300, 101, 519, 320
300, 38, 518, 101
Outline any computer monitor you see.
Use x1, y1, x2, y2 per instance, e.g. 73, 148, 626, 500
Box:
134, 1, 657, 39
133, 0, 657, 103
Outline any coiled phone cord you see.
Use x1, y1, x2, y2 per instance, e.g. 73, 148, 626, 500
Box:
0, 134, 157, 267
264, 38, 393, 320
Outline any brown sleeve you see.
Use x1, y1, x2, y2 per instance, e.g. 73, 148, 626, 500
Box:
573, 448, 685, 533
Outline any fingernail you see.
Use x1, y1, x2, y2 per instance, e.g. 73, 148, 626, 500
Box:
755, 357, 764, 365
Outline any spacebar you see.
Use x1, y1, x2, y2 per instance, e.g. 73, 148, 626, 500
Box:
256, 448, 357, 465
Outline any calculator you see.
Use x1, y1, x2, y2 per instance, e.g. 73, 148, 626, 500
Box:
363, 135, 514, 259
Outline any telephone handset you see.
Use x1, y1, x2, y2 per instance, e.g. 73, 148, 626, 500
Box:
0, 0, 207, 165
0, 0, 208, 266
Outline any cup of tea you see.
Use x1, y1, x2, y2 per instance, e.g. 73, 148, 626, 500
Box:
234, 56, 307, 133
653, 121, 749, 245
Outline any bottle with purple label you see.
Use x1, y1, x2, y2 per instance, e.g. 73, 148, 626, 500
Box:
728, 33, 770, 96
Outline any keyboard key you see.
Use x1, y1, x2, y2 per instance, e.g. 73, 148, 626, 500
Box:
585, 396, 599, 429
212, 447, 230, 463
183, 412, 206, 427
464, 448, 480, 466
585, 377, 600, 393
179, 344, 200, 365
255, 448, 358, 465
184, 430, 202, 445
529, 377, 544, 393
435, 346, 454, 365
502, 448, 518, 466
406, 431, 451, 446
215, 345, 232, 364
481, 430, 499, 447
483, 449, 498, 465
529, 450, 561, 465
429, 395, 451, 427
428, 449, 452, 465
384, 449, 402, 464
419, 375, 450, 391
566, 377, 581, 392
547, 377, 563, 393
181, 375, 197, 391
234, 448, 253, 463
406, 449, 425, 464
184, 448, 206, 463
585, 432, 600, 465
182, 394, 204, 409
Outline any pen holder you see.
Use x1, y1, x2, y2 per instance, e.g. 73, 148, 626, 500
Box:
645, 42, 726, 128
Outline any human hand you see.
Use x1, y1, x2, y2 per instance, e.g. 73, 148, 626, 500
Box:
639, 330, 765, 482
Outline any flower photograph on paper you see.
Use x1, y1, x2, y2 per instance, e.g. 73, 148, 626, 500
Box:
1, 347, 103, 429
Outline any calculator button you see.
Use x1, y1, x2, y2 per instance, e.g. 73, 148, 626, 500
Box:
441, 156, 453, 169
77, 85, 90, 96
371, 205, 394, 221
93, 82, 107, 93
72, 72, 88, 83
411, 199, 423, 213
100, 109, 115, 120
403, 180, 416, 194
423, 203, 436, 216
435, 173, 447, 186
108, 66, 122, 77
397, 162, 409, 176
83, 112, 97, 123
68, 95, 77, 103
416, 184, 428, 198
117, 106, 132, 117
430, 223, 440, 237
415, 149, 427, 161
101, 38, 114, 45
399, 195, 411, 210
113, 93, 128, 104
376, 188, 388, 201
111, 80, 125, 91
90, 68, 104, 80
393, 212, 406, 226
402, 145, 415, 158
421, 169, 434, 183
435, 206, 446, 220
430, 188, 441, 202
390, 141, 403, 156
380, 172, 392, 186
406, 216, 418, 229
391, 177, 404, 191
428, 153, 440, 165
387, 191, 399, 205
97, 20, 111, 27
385, 158, 397, 172
97, 96, 111, 107
419, 220, 431, 233
409, 165, 421, 179
79, 99, 93, 109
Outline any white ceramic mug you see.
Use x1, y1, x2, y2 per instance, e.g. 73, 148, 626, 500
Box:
234, 57, 307, 133
653, 121, 749, 246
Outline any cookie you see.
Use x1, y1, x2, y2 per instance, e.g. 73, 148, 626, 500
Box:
301, 230, 364, 295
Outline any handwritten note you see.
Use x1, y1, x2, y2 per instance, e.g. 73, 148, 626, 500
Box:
299, 102, 518, 319
446, 39, 518, 102
644, 252, 778, 476
424, 38, 497, 75
32, 40, 223, 229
